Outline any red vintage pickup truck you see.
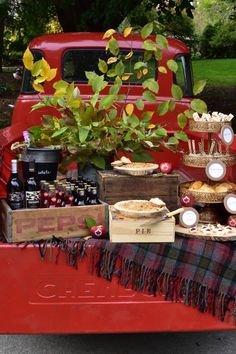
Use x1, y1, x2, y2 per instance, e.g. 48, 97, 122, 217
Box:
0, 33, 235, 333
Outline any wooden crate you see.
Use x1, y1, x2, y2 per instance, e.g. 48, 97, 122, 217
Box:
0, 199, 108, 243
97, 171, 179, 210
109, 206, 175, 243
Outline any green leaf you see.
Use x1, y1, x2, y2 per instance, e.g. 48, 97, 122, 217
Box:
115, 61, 124, 76
168, 99, 176, 112
156, 34, 168, 49
131, 152, 154, 162
143, 40, 157, 52
171, 84, 183, 100
106, 69, 117, 77
108, 37, 119, 56
157, 101, 169, 116
85, 72, 108, 93
141, 22, 153, 39
174, 130, 189, 142
142, 78, 159, 94
90, 93, 99, 107
155, 127, 167, 137
134, 61, 146, 70
51, 127, 68, 138
140, 111, 154, 122
129, 115, 140, 128
177, 113, 187, 129
98, 59, 108, 74
143, 90, 156, 102
109, 84, 121, 95
190, 99, 208, 114
99, 94, 115, 110
135, 99, 144, 110
84, 217, 97, 229
193, 80, 206, 96
53, 80, 68, 90
90, 156, 106, 169
184, 109, 195, 118
167, 59, 178, 73
158, 66, 167, 74
167, 136, 179, 145
31, 102, 47, 111
108, 109, 117, 120
79, 126, 90, 143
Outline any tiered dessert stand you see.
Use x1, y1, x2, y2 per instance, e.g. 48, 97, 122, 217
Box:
180, 115, 236, 225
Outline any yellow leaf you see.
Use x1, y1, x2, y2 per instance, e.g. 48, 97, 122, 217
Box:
34, 76, 46, 84
143, 68, 148, 75
47, 68, 57, 81
32, 60, 42, 77
137, 70, 142, 79
70, 99, 81, 109
53, 119, 61, 129
23, 47, 34, 70
32, 82, 44, 93
103, 29, 116, 39
148, 124, 156, 129
121, 73, 132, 81
123, 27, 132, 37
107, 57, 118, 64
40, 58, 51, 79
54, 89, 67, 97
125, 103, 134, 116
124, 51, 133, 60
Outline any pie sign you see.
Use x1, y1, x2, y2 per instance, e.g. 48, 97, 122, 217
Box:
220, 126, 234, 145
206, 160, 226, 181
224, 194, 236, 214
179, 207, 199, 228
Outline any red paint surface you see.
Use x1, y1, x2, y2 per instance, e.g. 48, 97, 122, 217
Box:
0, 242, 235, 334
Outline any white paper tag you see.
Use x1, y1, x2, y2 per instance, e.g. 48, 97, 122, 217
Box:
206, 160, 226, 181
221, 126, 234, 145
179, 208, 199, 228
224, 194, 236, 214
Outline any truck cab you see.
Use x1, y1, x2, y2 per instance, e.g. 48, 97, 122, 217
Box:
0, 32, 194, 197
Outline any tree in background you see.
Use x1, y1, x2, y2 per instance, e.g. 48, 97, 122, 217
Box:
0, 0, 195, 70
193, 0, 236, 58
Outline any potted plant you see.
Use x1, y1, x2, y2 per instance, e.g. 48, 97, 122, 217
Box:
21, 24, 207, 179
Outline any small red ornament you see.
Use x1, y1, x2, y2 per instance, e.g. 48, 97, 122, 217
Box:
90, 225, 107, 239
180, 194, 194, 207
160, 162, 172, 174
227, 215, 236, 228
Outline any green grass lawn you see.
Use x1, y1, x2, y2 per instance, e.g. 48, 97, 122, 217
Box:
192, 58, 236, 87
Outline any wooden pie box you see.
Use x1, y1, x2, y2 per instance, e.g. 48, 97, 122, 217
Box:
0, 199, 108, 243
109, 206, 175, 243
97, 171, 179, 210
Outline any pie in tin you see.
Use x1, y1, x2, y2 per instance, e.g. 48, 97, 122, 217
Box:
113, 162, 159, 176
113, 198, 166, 218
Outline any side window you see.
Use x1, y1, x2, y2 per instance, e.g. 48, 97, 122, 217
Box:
62, 49, 157, 84
21, 50, 43, 94
174, 54, 193, 98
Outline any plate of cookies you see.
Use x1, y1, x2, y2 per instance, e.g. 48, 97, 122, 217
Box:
180, 180, 236, 203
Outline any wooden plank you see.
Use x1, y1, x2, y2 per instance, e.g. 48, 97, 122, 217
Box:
0, 199, 12, 242
1, 200, 107, 243
109, 206, 175, 243
97, 170, 179, 209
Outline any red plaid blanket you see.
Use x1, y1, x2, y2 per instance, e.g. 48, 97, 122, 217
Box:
81, 236, 236, 323
34, 235, 236, 324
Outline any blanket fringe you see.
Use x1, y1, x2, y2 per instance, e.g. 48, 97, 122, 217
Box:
86, 244, 236, 324
23, 237, 236, 324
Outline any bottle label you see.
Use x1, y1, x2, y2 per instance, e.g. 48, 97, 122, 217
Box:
8, 192, 24, 209
26, 191, 40, 208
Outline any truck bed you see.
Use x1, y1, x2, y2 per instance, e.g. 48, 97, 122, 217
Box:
0, 242, 235, 333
